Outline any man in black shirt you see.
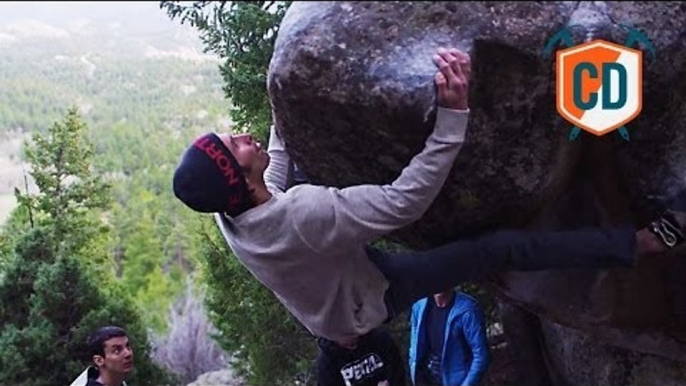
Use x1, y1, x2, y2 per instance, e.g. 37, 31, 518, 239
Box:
317, 327, 406, 386
420, 291, 454, 385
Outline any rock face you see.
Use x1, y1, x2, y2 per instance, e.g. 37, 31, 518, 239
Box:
268, 1, 686, 385
541, 320, 686, 386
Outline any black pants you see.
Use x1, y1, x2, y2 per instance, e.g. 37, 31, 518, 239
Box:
366, 227, 637, 320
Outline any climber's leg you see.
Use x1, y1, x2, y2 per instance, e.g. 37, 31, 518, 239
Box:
368, 226, 637, 320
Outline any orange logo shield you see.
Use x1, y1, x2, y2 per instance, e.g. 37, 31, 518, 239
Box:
556, 40, 643, 136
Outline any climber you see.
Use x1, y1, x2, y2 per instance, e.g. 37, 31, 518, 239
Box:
172, 46, 686, 348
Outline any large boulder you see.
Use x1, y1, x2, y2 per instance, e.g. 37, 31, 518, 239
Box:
269, 1, 686, 243
267, 1, 686, 384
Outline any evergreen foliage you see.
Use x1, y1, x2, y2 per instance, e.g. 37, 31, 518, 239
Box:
0, 110, 174, 386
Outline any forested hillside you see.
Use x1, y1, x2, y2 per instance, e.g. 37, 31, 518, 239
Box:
0, 4, 227, 334
1, 3, 337, 385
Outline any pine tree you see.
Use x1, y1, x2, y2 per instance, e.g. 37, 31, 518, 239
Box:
161, 1, 291, 140
0, 108, 175, 386
15, 107, 110, 256
119, 210, 178, 333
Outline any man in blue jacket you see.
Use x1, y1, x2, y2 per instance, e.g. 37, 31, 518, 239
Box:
409, 289, 490, 386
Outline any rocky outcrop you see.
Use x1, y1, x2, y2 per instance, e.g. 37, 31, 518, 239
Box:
541, 320, 686, 386
269, 1, 686, 244
268, 2, 686, 384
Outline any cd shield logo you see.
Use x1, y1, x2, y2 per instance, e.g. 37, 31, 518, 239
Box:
556, 40, 643, 137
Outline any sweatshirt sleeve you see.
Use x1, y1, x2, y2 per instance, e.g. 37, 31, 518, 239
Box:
264, 124, 294, 193
329, 107, 469, 242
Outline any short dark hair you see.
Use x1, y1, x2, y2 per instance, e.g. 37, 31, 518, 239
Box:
87, 326, 128, 358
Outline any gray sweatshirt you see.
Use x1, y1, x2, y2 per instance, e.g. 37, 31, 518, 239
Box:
215, 107, 469, 342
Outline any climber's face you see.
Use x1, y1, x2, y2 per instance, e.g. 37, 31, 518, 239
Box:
220, 132, 270, 177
